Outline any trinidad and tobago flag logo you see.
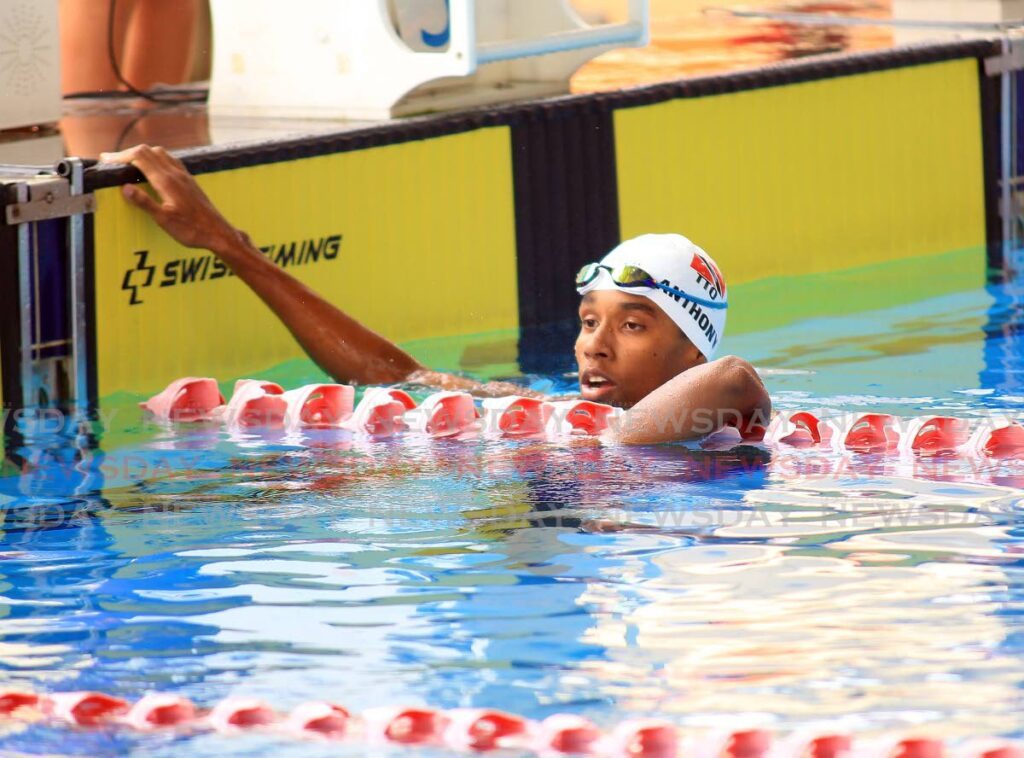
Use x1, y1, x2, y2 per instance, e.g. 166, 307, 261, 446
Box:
690, 252, 726, 297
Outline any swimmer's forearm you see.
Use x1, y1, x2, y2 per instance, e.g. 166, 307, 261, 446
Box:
610, 356, 770, 445
212, 231, 425, 385
100, 145, 539, 394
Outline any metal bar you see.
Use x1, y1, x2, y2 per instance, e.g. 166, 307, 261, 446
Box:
629, 0, 651, 47
1001, 36, 1014, 261
27, 338, 72, 351
0, 165, 53, 177
5, 189, 95, 225
15, 183, 34, 409
703, 6, 1024, 31
31, 222, 40, 361
66, 158, 90, 412
1011, 58, 1018, 252
477, 22, 646, 64
985, 41, 1024, 76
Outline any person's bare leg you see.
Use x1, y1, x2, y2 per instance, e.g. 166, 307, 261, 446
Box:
121, 0, 200, 90
59, 0, 133, 94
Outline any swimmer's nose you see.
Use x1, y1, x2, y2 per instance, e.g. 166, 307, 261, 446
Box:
577, 324, 612, 359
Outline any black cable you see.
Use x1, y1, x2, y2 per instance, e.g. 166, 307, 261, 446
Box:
113, 111, 146, 150
106, 0, 206, 104
64, 86, 207, 101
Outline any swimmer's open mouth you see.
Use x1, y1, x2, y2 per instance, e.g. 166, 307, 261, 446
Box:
580, 370, 617, 401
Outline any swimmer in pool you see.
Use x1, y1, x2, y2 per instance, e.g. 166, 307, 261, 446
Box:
100, 145, 770, 444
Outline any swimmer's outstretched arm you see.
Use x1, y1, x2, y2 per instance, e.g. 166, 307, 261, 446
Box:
610, 355, 770, 445
101, 145, 537, 397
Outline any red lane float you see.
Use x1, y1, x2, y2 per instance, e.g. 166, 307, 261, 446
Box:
804, 734, 853, 757
124, 693, 197, 730
412, 392, 481, 438
765, 411, 1024, 459
217, 379, 287, 429
0, 690, 40, 714
892, 737, 946, 758
443, 708, 531, 751
344, 387, 417, 436
140, 377, 1024, 456
282, 384, 355, 429
966, 417, 1024, 458
142, 377, 628, 439
536, 713, 603, 753
719, 728, 773, 757
981, 748, 1024, 758
556, 399, 620, 435
139, 377, 225, 422
1, 689, 1022, 757
45, 691, 129, 726
208, 696, 278, 731
483, 396, 554, 436
362, 705, 447, 744
843, 413, 900, 453
605, 718, 680, 757
900, 416, 972, 455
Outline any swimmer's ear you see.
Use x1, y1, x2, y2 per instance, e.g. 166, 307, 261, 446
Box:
680, 333, 706, 365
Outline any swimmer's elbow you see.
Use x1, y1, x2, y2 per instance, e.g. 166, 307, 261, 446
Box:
607, 356, 769, 446
718, 355, 770, 415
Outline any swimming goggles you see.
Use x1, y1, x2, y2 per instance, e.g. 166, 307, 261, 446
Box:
575, 263, 727, 310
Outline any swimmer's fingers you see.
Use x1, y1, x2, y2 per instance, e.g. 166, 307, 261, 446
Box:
120, 184, 163, 218
99, 145, 190, 204
100, 145, 236, 251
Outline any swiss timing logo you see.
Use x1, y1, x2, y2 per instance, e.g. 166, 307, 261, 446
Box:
119, 234, 343, 305
121, 250, 156, 305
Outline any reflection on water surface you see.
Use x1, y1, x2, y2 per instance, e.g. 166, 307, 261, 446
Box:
0, 268, 1022, 755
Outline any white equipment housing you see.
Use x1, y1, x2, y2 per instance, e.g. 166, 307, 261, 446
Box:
208, 0, 649, 121
892, 0, 1024, 43
0, 0, 61, 131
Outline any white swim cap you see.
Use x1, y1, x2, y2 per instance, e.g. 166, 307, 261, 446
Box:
577, 234, 727, 360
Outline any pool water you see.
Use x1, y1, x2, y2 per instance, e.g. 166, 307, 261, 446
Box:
1, 261, 1023, 756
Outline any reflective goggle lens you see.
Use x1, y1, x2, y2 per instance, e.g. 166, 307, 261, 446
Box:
575, 263, 603, 288
610, 265, 655, 288
574, 260, 726, 309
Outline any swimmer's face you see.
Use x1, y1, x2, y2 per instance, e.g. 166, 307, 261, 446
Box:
575, 290, 705, 408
